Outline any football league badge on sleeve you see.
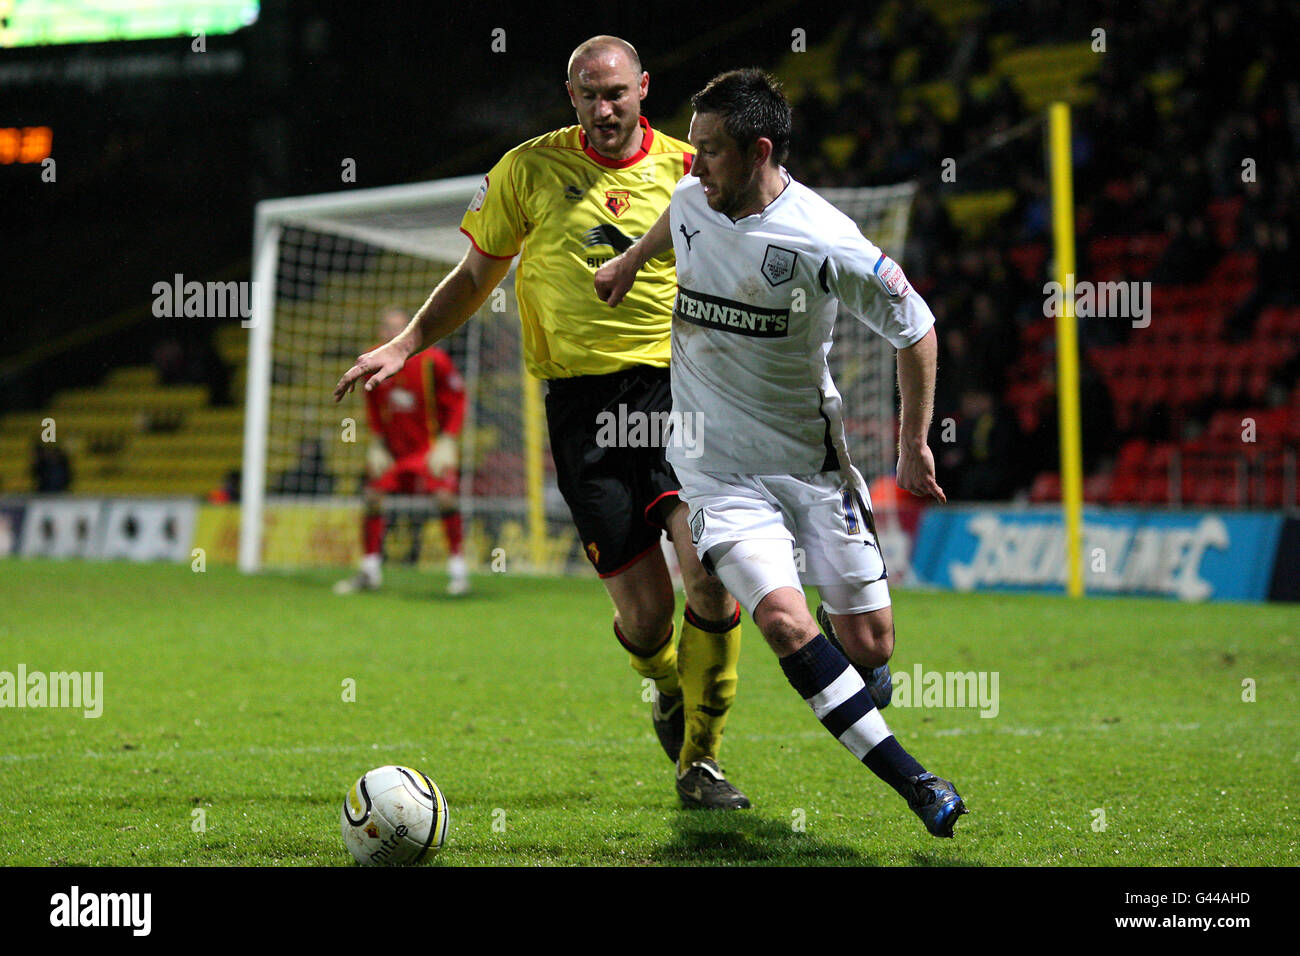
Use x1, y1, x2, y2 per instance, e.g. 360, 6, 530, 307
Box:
469, 175, 489, 212
874, 253, 913, 297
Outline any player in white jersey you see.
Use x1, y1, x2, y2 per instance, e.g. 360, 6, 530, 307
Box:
596, 69, 966, 836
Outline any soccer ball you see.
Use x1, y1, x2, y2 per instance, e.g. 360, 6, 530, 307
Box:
341, 765, 449, 866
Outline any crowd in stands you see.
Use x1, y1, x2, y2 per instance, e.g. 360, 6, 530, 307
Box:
31, 441, 72, 493
36, 3, 1294, 508
152, 332, 234, 407
786, 0, 1299, 503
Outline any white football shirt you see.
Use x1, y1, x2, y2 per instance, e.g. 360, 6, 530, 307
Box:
666, 171, 936, 475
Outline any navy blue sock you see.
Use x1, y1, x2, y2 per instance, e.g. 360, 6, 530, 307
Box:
864, 736, 926, 800
780, 634, 926, 797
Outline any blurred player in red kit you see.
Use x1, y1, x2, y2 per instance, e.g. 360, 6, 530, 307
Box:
335, 307, 470, 596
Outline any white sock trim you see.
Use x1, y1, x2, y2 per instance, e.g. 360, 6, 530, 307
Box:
838, 708, 892, 760
806, 665, 866, 719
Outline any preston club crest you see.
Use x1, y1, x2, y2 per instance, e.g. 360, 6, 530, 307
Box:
761, 244, 798, 286
604, 189, 631, 218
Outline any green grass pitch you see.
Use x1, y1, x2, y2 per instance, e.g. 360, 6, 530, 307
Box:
2, 558, 1297, 866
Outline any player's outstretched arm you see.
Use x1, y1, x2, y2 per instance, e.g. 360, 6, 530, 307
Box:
334, 247, 512, 401
594, 207, 673, 307
895, 325, 946, 502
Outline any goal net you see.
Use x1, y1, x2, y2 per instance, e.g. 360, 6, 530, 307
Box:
820, 182, 918, 484
240, 176, 916, 577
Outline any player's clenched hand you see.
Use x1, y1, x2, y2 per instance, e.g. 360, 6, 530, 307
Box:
896, 443, 947, 503
594, 251, 640, 307
333, 340, 410, 402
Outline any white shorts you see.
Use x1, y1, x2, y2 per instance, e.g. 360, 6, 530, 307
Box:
677, 466, 891, 617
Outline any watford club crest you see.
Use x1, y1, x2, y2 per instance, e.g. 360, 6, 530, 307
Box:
604, 189, 631, 218
586, 541, 601, 565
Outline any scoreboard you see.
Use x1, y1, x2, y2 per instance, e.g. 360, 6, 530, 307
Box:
0, 124, 50, 161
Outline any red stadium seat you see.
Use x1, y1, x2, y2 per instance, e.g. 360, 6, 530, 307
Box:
1009, 243, 1047, 282
1207, 197, 1244, 247
1253, 408, 1293, 446
1261, 473, 1284, 509
1107, 470, 1141, 504
1138, 474, 1172, 504
1116, 438, 1148, 472
1207, 410, 1243, 442
1212, 251, 1258, 286
1029, 471, 1060, 502
1146, 442, 1177, 476
1084, 472, 1112, 503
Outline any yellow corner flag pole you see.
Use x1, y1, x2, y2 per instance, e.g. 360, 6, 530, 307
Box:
1049, 102, 1084, 597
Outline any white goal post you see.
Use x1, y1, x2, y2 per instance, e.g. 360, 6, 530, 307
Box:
240, 177, 492, 573
240, 175, 917, 577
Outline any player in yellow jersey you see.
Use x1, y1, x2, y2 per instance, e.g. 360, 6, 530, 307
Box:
334, 36, 749, 809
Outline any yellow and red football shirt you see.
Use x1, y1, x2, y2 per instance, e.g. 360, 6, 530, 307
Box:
460, 116, 693, 380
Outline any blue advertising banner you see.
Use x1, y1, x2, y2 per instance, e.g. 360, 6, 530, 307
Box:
911, 506, 1285, 602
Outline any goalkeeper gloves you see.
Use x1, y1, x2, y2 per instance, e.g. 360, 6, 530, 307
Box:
427, 434, 459, 477
366, 441, 394, 478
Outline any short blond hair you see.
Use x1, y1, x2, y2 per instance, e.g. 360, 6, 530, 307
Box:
567, 35, 641, 84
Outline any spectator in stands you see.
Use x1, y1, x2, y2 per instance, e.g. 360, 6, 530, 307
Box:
1151, 213, 1216, 285
938, 388, 1021, 502
32, 439, 71, 493
271, 439, 334, 496
208, 469, 241, 504
904, 188, 958, 278
152, 337, 187, 386
784, 1, 1298, 502
795, 80, 831, 149
933, 323, 974, 425
1227, 219, 1294, 341
1029, 362, 1119, 477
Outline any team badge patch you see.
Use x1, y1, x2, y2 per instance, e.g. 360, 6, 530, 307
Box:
689, 509, 705, 544
468, 175, 489, 212
604, 189, 631, 218
874, 253, 912, 297
585, 542, 601, 565
761, 244, 798, 286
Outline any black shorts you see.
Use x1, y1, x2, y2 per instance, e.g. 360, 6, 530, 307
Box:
545, 365, 681, 577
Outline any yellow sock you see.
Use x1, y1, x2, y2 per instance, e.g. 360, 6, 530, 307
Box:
617, 621, 680, 697
676, 605, 742, 768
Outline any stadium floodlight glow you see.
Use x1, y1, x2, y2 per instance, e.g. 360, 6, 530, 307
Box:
0, 1, 260, 48
241, 176, 916, 576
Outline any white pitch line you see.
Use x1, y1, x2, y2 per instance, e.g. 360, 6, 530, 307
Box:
3, 717, 1287, 764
